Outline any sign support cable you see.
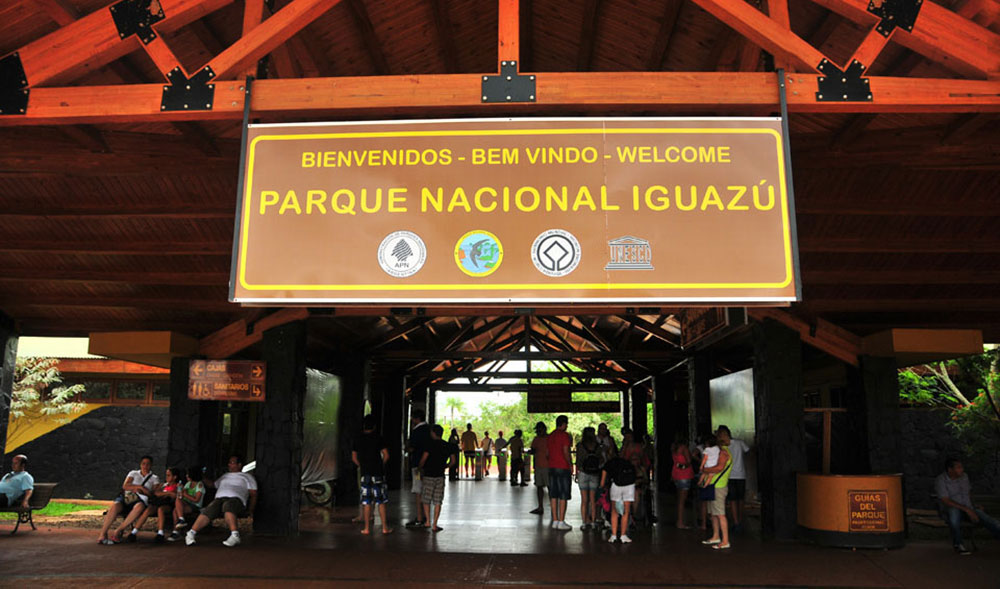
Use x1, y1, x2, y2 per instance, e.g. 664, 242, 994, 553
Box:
777, 68, 803, 300
229, 75, 254, 302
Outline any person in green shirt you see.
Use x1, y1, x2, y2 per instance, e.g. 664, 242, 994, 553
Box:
699, 438, 732, 551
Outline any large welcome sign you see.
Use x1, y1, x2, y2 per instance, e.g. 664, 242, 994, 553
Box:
230, 118, 798, 304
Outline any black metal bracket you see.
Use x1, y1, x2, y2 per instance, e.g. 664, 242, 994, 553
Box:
160, 66, 216, 111
482, 61, 536, 103
867, 0, 923, 37
815, 59, 872, 102
110, 0, 166, 44
0, 52, 28, 115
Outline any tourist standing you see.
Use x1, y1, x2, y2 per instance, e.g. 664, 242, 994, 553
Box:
528, 422, 549, 515
620, 428, 651, 529
700, 442, 732, 550
601, 452, 637, 543
352, 414, 392, 535
460, 424, 479, 479
405, 409, 431, 528
597, 422, 618, 462
494, 430, 508, 479
480, 431, 494, 476
508, 429, 526, 487
419, 424, 457, 532
670, 436, 694, 529
448, 428, 461, 481
547, 415, 573, 530
716, 425, 750, 533
576, 426, 602, 530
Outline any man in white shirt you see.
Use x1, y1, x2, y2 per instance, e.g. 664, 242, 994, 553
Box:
936, 458, 1000, 555
0, 454, 33, 509
186, 455, 257, 547
716, 425, 751, 533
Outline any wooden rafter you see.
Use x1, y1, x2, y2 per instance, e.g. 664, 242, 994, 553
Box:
428, 0, 460, 73
645, 0, 683, 70
811, 0, 1000, 79
17, 0, 234, 88
689, 0, 827, 72
577, 0, 602, 72
347, 0, 390, 75
199, 307, 310, 357
498, 0, 519, 66
748, 308, 860, 366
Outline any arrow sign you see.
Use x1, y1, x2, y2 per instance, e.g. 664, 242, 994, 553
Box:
192, 363, 204, 376
251, 365, 263, 378
188, 360, 266, 402
252, 385, 262, 397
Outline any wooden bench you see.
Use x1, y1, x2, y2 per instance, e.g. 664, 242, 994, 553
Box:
1, 482, 58, 534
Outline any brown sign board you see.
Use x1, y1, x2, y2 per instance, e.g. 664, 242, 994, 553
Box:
231, 118, 798, 305
681, 307, 747, 348
848, 490, 889, 532
188, 360, 266, 402
526, 387, 620, 413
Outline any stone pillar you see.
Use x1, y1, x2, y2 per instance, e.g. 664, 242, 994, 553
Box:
254, 320, 307, 536
621, 388, 631, 430
166, 357, 199, 468
860, 355, 903, 474
381, 371, 405, 490
653, 374, 672, 491
688, 353, 712, 443
0, 313, 17, 462
752, 318, 807, 540
631, 386, 648, 436
333, 354, 367, 506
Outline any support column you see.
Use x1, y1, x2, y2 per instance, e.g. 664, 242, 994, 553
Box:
688, 353, 712, 443
631, 386, 648, 437
0, 313, 17, 462
860, 355, 903, 474
652, 374, 673, 491
254, 320, 307, 536
753, 318, 807, 540
166, 357, 200, 468
333, 354, 367, 506
621, 388, 631, 430
382, 371, 405, 490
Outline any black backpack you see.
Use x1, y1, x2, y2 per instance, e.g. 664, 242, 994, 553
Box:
612, 459, 636, 486
581, 447, 601, 475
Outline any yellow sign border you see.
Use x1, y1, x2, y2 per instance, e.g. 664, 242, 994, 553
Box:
238, 127, 793, 292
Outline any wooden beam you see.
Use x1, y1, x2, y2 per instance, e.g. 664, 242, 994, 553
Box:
58, 124, 111, 153
428, 0, 460, 73
3, 73, 1000, 126
799, 236, 1000, 254
207, 0, 338, 79
577, 0, 602, 72
848, 26, 890, 70
688, 0, 828, 72
803, 299, 1000, 313
18, 0, 234, 88
803, 269, 1000, 286
36, 0, 80, 25
143, 35, 187, 78
0, 296, 234, 313
242, 0, 267, 77
0, 270, 228, 286
811, 0, 1000, 79
519, 0, 534, 71
498, 0, 520, 66
827, 113, 878, 148
615, 315, 681, 348
942, 113, 996, 145
346, 0, 390, 75
0, 239, 231, 255
646, 0, 684, 70
747, 307, 860, 366
199, 307, 310, 357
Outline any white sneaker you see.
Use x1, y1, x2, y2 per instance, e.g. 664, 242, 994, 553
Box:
559, 521, 573, 531
620, 534, 632, 544
222, 533, 241, 547
607, 535, 618, 543
184, 530, 196, 546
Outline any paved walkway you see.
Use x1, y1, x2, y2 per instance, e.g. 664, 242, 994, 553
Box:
2, 476, 996, 587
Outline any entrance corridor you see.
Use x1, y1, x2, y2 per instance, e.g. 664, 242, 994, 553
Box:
1, 478, 997, 587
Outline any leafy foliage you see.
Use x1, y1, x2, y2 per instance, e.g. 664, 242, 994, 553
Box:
9, 357, 86, 443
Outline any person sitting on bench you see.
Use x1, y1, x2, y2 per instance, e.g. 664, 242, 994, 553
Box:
936, 457, 1000, 555
0, 454, 33, 509
185, 455, 257, 548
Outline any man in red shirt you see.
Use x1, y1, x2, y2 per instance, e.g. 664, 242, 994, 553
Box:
546, 415, 573, 530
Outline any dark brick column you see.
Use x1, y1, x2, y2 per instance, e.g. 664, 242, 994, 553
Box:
653, 374, 675, 490
0, 313, 17, 462
631, 386, 648, 437
752, 318, 807, 540
860, 355, 903, 474
381, 371, 405, 490
333, 355, 367, 506
167, 357, 199, 468
688, 353, 712, 443
254, 320, 307, 536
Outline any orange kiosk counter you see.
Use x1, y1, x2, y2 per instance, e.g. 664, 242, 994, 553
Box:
797, 473, 905, 549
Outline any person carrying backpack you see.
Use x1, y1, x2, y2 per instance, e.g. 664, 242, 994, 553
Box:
576, 427, 602, 530
600, 453, 637, 543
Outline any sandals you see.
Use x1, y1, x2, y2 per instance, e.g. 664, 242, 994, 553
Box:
712, 543, 732, 550
701, 538, 721, 545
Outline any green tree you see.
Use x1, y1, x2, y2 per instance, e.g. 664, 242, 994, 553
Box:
8, 357, 86, 447
441, 396, 466, 432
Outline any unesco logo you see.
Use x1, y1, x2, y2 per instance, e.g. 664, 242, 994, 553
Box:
531, 229, 581, 277
377, 231, 427, 278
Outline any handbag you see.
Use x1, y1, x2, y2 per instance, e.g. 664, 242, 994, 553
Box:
122, 473, 153, 505
697, 461, 731, 502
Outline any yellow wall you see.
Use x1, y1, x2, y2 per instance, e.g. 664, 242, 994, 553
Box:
5, 403, 107, 453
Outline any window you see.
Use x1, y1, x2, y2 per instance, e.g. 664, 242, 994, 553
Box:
115, 381, 148, 402
151, 382, 170, 403
79, 380, 112, 402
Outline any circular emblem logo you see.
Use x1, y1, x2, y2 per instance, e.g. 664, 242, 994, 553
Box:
454, 230, 503, 277
531, 229, 581, 277
377, 231, 426, 278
